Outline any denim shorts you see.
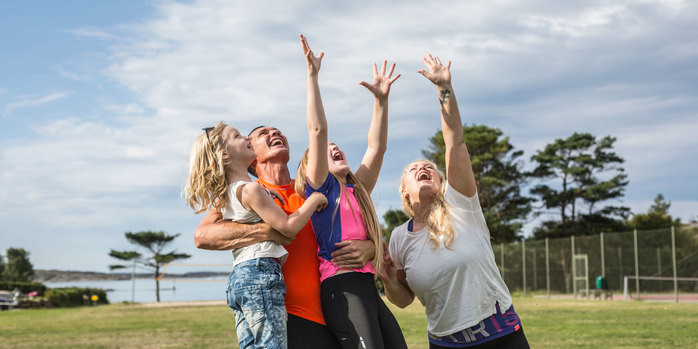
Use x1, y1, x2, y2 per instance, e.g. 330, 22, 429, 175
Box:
226, 258, 287, 349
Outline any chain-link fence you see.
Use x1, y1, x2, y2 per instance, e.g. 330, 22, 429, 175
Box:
493, 226, 698, 302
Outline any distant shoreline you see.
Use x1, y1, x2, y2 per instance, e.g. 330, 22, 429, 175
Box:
32, 269, 229, 283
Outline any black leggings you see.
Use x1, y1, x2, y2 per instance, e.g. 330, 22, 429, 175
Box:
287, 313, 341, 349
321, 272, 408, 349
429, 327, 530, 349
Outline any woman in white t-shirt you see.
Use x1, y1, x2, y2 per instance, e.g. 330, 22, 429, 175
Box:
377, 55, 530, 349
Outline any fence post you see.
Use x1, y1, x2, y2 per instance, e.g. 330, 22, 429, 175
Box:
546, 238, 550, 298
672, 226, 678, 303
600, 232, 605, 277
571, 235, 577, 299
634, 229, 640, 300
522, 239, 527, 296
618, 247, 623, 291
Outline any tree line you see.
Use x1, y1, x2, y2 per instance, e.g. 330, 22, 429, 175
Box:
382, 125, 688, 242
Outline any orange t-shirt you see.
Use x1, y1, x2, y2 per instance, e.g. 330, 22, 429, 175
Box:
257, 178, 325, 325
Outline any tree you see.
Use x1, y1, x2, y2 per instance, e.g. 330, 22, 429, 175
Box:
4, 247, 35, 282
0, 253, 5, 280
422, 124, 532, 242
529, 133, 629, 238
382, 209, 410, 243
628, 194, 681, 230
529, 133, 628, 293
109, 231, 191, 302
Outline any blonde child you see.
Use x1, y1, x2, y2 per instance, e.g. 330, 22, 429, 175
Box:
184, 122, 327, 349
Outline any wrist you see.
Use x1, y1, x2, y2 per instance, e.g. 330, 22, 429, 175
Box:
375, 96, 388, 104
436, 82, 453, 90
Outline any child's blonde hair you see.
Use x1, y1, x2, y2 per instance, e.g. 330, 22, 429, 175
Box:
295, 148, 383, 272
183, 122, 230, 213
399, 159, 454, 249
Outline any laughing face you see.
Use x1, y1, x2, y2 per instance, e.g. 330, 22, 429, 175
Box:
401, 160, 443, 204
248, 126, 290, 164
327, 142, 350, 178
220, 125, 256, 166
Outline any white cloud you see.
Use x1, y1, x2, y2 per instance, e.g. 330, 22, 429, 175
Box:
1, 91, 72, 117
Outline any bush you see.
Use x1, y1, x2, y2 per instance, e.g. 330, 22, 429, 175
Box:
45, 287, 110, 307
0, 281, 47, 296
17, 298, 53, 309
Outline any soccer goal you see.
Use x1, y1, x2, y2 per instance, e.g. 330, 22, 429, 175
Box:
623, 276, 698, 302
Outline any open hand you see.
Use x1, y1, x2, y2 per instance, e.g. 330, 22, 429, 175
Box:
300, 34, 324, 75
359, 61, 400, 100
418, 54, 451, 87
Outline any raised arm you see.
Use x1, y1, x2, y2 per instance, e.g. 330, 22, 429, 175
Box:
241, 182, 327, 237
354, 61, 400, 194
418, 55, 477, 197
194, 208, 291, 250
300, 34, 328, 189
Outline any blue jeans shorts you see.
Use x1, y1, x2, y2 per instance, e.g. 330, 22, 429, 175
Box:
226, 258, 287, 349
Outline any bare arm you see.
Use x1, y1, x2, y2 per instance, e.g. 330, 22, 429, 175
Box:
194, 208, 291, 250
241, 182, 327, 237
354, 61, 400, 194
376, 241, 415, 308
418, 55, 477, 197
300, 34, 328, 189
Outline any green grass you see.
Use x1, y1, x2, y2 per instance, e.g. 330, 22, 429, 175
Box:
1, 297, 696, 348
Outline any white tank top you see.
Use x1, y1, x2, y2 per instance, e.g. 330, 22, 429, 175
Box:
222, 181, 288, 266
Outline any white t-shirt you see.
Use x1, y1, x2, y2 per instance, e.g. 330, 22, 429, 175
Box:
389, 181, 512, 336
222, 181, 288, 266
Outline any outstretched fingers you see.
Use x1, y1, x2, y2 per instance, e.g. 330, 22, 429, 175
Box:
300, 34, 309, 55
389, 73, 401, 84
386, 61, 396, 78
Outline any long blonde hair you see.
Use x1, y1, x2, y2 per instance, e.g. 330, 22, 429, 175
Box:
183, 122, 231, 213
295, 149, 383, 272
399, 159, 454, 249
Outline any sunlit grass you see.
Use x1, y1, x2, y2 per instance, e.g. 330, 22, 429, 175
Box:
1, 297, 696, 348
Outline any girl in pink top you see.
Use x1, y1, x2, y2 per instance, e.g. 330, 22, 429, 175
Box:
294, 34, 407, 349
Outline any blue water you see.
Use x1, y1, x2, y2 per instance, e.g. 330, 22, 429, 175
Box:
45, 277, 230, 304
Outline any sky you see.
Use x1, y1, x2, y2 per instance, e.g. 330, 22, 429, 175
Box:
1, 0, 696, 273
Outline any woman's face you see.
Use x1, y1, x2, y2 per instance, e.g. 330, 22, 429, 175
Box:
402, 160, 441, 204
221, 126, 256, 165
327, 142, 350, 178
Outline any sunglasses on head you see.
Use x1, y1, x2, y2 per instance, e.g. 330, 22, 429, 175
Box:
202, 127, 215, 153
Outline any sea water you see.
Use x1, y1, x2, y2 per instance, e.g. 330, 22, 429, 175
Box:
45, 277, 229, 304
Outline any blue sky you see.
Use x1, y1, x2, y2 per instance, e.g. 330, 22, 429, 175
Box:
1, 0, 696, 272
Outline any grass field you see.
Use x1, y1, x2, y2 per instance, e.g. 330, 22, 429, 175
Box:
1, 297, 697, 348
